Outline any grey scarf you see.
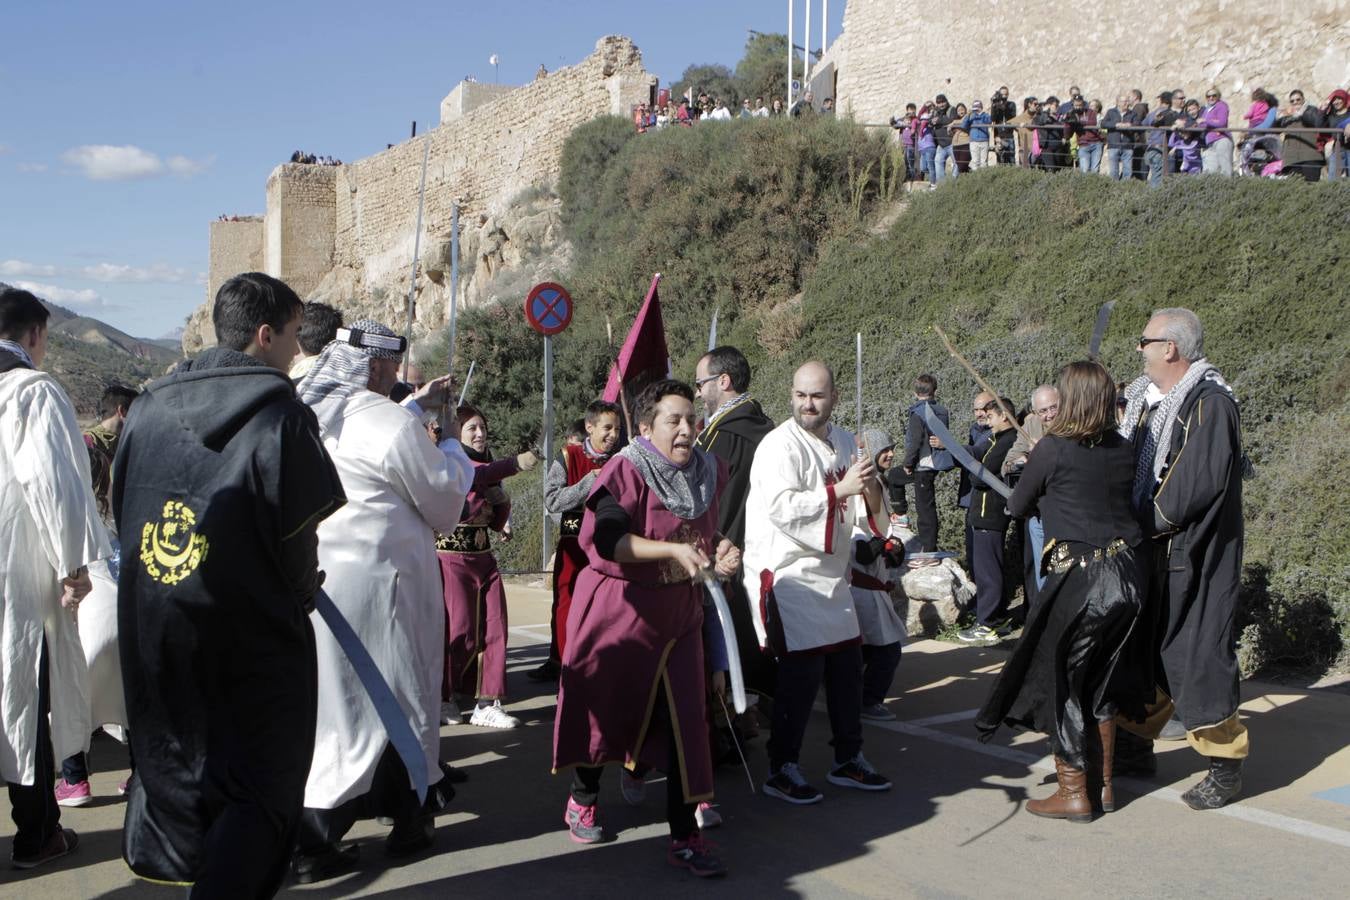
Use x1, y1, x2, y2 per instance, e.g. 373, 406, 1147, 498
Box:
1119, 359, 1234, 511
619, 436, 718, 520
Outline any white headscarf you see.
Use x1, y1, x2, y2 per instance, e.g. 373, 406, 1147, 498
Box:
296, 319, 403, 434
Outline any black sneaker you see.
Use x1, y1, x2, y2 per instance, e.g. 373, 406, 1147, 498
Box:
1181, 758, 1242, 810
827, 753, 892, 791
668, 831, 726, 877
12, 827, 78, 870
293, 842, 359, 885
527, 660, 560, 683
762, 762, 823, 805
957, 624, 997, 643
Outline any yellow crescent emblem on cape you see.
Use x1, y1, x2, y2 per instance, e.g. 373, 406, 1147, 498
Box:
140, 500, 209, 585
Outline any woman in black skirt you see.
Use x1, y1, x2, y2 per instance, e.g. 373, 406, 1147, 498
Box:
975, 360, 1152, 822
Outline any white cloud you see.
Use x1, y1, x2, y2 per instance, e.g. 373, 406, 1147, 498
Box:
16, 162, 48, 173
79, 262, 191, 284
0, 144, 11, 155
166, 154, 214, 177
0, 259, 58, 277
62, 144, 163, 180
13, 280, 106, 310
60, 144, 212, 181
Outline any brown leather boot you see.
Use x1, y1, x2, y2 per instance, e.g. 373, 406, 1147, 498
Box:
1098, 721, 1116, 812
1026, 756, 1093, 823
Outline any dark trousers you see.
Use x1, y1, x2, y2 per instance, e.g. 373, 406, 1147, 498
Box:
913, 470, 939, 551
971, 527, 1008, 625
768, 643, 864, 771
61, 751, 87, 785
887, 466, 910, 516
570, 703, 696, 840
861, 642, 903, 708
7, 638, 59, 858
297, 742, 422, 855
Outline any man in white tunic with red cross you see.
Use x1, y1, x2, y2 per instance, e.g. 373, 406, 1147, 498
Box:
743, 361, 893, 805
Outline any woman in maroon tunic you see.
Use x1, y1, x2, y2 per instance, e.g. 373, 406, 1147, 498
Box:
439, 404, 537, 728
552, 380, 738, 878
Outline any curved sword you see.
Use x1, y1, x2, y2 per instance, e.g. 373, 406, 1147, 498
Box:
922, 404, 1012, 500
313, 589, 429, 803
698, 569, 747, 715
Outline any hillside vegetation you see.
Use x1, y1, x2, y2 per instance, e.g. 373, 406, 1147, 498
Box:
448, 116, 1350, 675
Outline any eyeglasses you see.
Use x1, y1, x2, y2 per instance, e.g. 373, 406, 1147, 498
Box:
1137, 336, 1171, 348
694, 374, 721, 388
1205, 93, 1218, 99
974, 401, 998, 412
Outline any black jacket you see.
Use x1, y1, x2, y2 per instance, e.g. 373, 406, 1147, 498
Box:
902, 399, 950, 471
1143, 378, 1245, 730
967, 428, 1016, 531
113, 348, 345, 888
694, 396, 774, 548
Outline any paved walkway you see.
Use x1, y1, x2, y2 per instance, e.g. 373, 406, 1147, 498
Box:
5, 583, 1349, 898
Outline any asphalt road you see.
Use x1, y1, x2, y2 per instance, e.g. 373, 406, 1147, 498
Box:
4, 582, 1349, 899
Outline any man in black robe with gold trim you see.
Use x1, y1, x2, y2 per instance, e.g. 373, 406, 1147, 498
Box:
1119, 307, 1247, 810
694, 346, 776, 698
114, 273, 345, 897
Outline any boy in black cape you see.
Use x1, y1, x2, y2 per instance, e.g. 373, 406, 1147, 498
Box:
113, 273, 345, 897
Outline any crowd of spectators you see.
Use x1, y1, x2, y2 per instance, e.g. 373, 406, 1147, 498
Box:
891, 83, 1350, 185
289, 150, 344, 166
632, 90, 834, 132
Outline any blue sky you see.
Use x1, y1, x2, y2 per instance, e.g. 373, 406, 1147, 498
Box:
0, 1, 846, 338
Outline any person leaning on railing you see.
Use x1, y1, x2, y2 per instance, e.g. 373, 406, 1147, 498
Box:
1275, 89, 1325, 182
1319, 89, 1349, 178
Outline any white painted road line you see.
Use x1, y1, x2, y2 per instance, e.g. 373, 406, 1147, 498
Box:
905, 708, 981, 727
859, 707, 1350, 850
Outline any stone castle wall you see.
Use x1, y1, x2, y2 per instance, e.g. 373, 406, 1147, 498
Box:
191, 35, 654, 352
266, 164, 338, 298
831, 0, 1350, 127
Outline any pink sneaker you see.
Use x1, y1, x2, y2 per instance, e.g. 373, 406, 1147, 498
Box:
563, 797, 604, 844
54, 779, 92, 807
117, 779, 129, 796
668, 831, 726, 877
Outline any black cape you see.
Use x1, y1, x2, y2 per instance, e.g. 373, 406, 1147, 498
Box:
1146, 378, 1245, 730
112, 348, 345, 891
695, 397, 776, 696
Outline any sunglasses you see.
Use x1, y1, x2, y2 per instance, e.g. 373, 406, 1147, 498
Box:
1137, 336, 1171, 348
1205, 93, 1218, 99
974, 401, 999, 412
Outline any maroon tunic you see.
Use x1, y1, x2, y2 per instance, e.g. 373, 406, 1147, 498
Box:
440, 455, 517, 700
551, 455, 725, 802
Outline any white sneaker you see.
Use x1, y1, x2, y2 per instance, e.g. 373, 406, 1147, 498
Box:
440, 700, 462, 725
694, 801, 723, 829
469, 700, 520, 729
619, 769, 647, 805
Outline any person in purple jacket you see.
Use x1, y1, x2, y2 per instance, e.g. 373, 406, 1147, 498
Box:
1199, 87, 1234, 176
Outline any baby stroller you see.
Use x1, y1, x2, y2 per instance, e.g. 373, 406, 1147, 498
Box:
1242, 135, 1283, 177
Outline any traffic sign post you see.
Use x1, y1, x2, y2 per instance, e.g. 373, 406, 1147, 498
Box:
525, 283, 574, 570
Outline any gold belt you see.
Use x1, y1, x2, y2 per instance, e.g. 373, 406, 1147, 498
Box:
1043, 538, 1128, 575
437, 524, 492, 555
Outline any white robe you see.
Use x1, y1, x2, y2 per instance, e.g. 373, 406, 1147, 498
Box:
0, 367, 110, 784
849, 531, 908, 647
742, 420, 883, 653
304, 391, 473, 809
77, 555, 126, 738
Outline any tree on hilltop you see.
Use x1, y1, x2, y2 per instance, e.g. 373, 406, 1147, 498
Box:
735, 32, 804, 106
671, 63, 740, 107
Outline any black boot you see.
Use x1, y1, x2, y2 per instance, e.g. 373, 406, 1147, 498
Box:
1181, 757, 1243, 810
1113, 727, 1156, 777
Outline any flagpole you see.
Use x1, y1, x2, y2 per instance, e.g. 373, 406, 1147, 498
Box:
855, 331, 865, 454
446, 198, 460, 396
403, 138, 430, 383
